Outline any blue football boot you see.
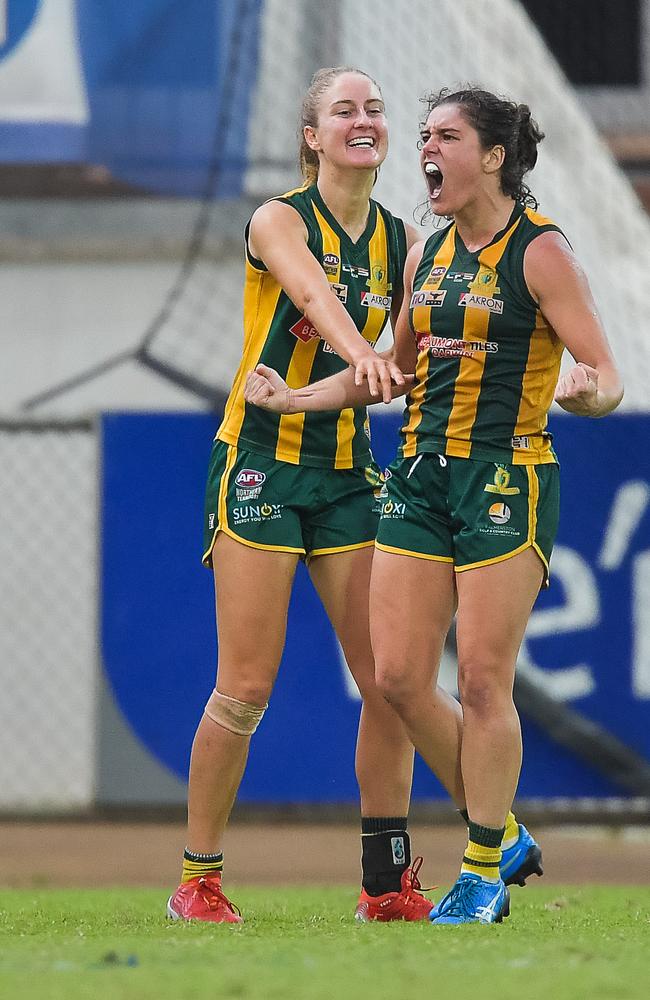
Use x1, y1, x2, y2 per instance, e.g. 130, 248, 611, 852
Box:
430, 872, 510, 925
499, 824, 543, 887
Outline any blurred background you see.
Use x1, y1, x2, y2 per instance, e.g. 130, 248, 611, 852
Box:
1, 0, 649, 830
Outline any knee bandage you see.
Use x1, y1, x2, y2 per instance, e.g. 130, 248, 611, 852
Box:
204, 689, 267, 736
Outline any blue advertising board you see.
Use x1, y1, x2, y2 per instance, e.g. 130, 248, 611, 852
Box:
100, 411, 650, 802
0, 0, 262, 194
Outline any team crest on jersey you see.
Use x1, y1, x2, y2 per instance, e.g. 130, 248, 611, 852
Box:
410, 290, 446, 308
289, 316, 320, 342
484, 465, 520, 495
235, 468, 266, 501
372, 263, 386, 285
458, 291, 504, 314
330, 282, 348, 303
472, 268, 501, 295
361, 291, 391, 310
322, 252, 340, 275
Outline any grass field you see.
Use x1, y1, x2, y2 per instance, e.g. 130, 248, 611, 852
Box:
1, 884, 649, 1000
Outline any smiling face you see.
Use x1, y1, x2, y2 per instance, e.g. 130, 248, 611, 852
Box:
420, 103, 500, 217
303, 72, 388, 176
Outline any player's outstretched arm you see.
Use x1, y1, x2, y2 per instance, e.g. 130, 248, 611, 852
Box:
244, 363, 413, 414
249, 201, 407, 403
524, 232, 623, 416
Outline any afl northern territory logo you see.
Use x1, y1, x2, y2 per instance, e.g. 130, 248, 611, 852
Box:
235, 469, 266, 501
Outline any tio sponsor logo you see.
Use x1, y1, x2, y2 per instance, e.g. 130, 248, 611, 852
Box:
410, 290, 446, 308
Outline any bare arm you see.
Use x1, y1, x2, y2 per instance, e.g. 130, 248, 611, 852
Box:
243, 241, 424, 414
524, 232, 623, 416
248, 200, 404, 402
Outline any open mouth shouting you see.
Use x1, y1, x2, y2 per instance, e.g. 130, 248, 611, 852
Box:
424, 161, 443, 200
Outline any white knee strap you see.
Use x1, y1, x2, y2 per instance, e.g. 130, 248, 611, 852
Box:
204, 689, 267, 736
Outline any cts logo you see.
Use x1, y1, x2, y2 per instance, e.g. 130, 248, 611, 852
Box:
290, 317, 320, 342
236, 469, 266, 489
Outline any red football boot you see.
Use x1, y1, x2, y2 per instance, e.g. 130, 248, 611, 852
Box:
167, 874, 243, 924
354, 857, 435, 922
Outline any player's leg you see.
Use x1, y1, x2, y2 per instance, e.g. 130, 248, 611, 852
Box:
309, 545, 434, 920
430, 549, 543, 926
169, 534, 299, 923
370, 548, 460, 795
456, 548, 543, 820
169, 441, 303, 922
187, 534, 299, 849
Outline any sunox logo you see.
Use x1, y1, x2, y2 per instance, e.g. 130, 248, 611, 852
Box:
458, 292, 504, 314
290, 316, 320, 342
410, 290, 446, 308
361, 291, 391, 310
235, 468, 266, 501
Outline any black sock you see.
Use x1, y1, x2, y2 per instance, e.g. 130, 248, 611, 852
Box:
361, 817, 410, 896
459, 808, 470, 825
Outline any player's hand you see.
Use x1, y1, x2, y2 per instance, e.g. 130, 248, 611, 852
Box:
554, 362, 600, 415
244, 364, 293, 413
353, 353, 408, 404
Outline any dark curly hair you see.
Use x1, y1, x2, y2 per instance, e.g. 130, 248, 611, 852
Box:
420, 85, 545, 218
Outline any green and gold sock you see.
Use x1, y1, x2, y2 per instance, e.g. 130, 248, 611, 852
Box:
181, 848, 223, 883
461, 821, 504, 883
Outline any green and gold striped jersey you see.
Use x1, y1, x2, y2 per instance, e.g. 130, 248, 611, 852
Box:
217, 184, 407, 468
400, 202, 564, 465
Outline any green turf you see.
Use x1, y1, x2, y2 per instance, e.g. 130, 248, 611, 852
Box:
1, 885, 649, 1000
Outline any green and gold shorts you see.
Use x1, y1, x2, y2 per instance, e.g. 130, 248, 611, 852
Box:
375, 453, 559, 583
203, 439, 384, 564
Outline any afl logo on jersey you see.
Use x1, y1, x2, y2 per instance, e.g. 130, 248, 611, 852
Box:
235, 469, 266, 501
488, 503, 511, 524
322, 253, 340, 275
236, 470, 266, 489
